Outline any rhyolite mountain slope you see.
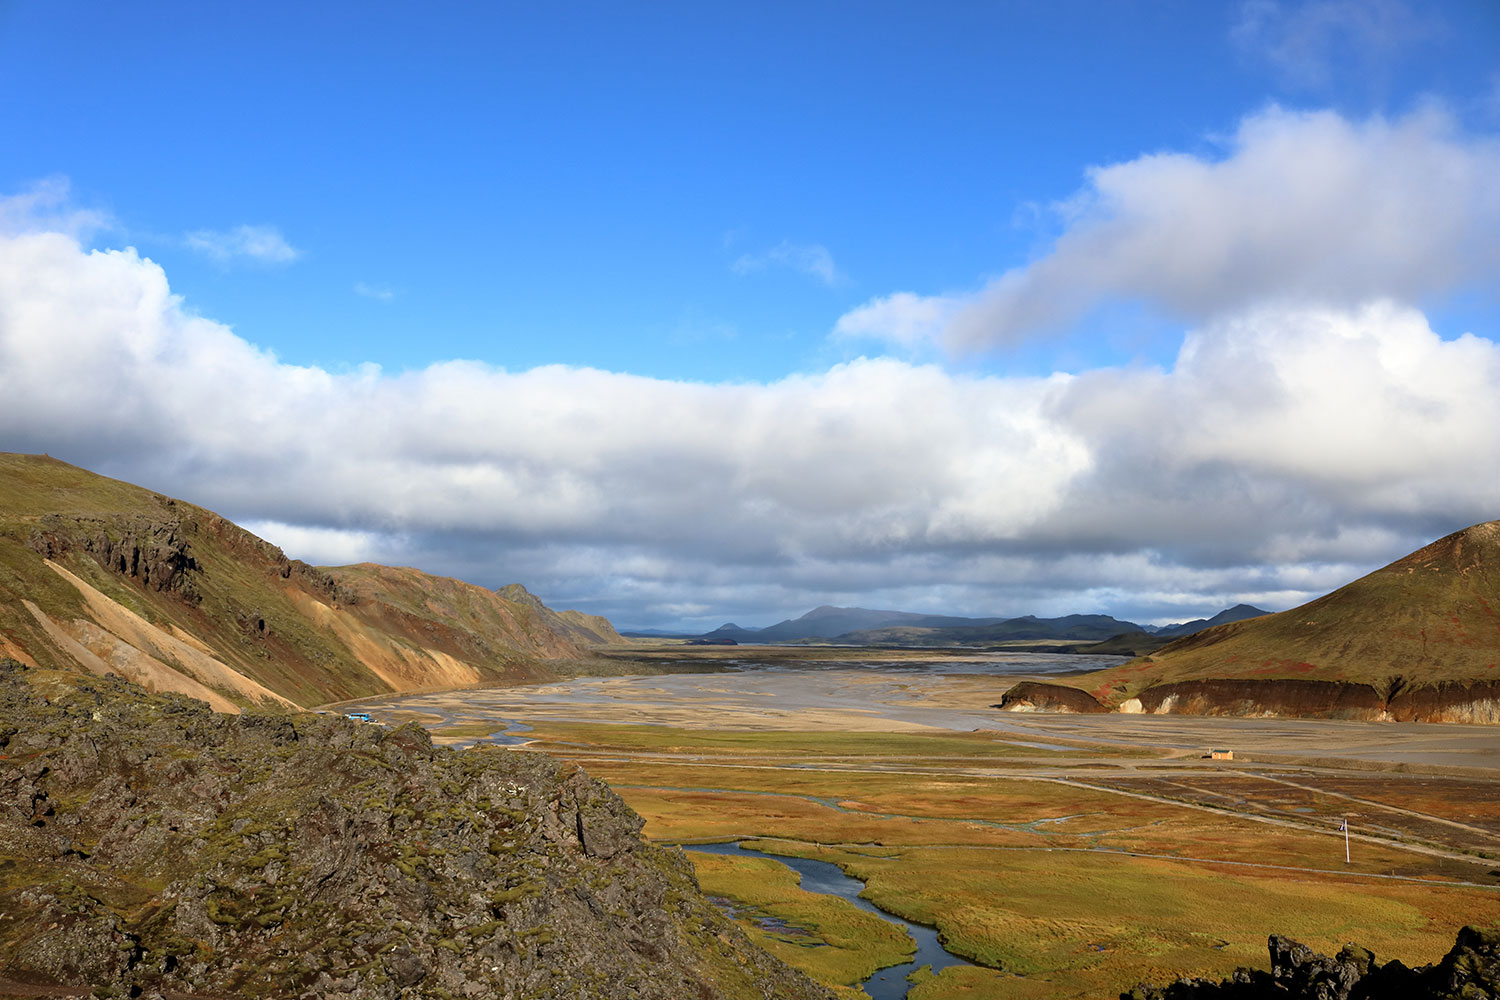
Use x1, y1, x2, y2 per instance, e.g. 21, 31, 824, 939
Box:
1068, 521, 1500, 721
0, 658, 831, 1000
0, 453, 621, 710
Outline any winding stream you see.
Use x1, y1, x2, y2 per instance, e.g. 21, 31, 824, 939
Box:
685, 841, 975, 999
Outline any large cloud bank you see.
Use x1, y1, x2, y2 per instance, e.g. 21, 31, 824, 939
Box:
837, 107, 1500, 351
2, 229, 1495, 626
3, 107, 1498, 627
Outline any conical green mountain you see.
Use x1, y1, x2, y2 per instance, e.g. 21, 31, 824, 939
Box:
1081, 521, 1500, 711
0, 453, 620, 710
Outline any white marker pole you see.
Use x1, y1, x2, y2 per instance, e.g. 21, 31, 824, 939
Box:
1342, 818, 1350, 864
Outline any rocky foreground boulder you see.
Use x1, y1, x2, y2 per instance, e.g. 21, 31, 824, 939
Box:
1124, 926, 1500, 999
0, 658, 831, 1000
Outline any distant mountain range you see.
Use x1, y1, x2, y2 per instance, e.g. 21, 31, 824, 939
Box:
1150, 603, 1270, 637
624, 602, 1273, 647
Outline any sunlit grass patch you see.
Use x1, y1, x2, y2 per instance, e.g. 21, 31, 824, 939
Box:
687, 851, 913, 987
818, 846, 1495, 996
625, 785, 1041, 848
730, 839, 1500, 998
576, 759, 1167, 826
524, 720, 1147, 760
427, 721, 503, 737
907, 964, 1028, 999
532, 718, 1500, 999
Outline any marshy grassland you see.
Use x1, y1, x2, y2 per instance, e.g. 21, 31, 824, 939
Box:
516, 722, 1500, 998
687, 850, 914, 997
372, 650, 1500, 999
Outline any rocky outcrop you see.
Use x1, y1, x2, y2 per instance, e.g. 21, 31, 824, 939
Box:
1388, 679, 1500, 724
0, 659, 831, 1000
996, 681, 1110, 713
28, 511, 202, 602
997, 674, 1500, 724
1117, 678, 1500, 723
1123, 926, 1500, 999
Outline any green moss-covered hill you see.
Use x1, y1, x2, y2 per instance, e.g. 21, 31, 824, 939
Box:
0, 453, 621, 710
1079, 521, 1500, 716
0, 659, 831, 1000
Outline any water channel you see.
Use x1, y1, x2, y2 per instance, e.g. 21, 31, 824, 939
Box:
685, 841, 975, 999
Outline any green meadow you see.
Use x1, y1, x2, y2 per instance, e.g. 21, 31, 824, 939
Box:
519, 721, 1500, 999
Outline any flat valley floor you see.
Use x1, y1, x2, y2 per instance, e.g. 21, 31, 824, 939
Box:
352, 649, 1500, 1000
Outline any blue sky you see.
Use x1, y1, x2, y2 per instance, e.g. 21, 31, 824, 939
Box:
7, 0, 1495, 380
2, 1, 1498, 629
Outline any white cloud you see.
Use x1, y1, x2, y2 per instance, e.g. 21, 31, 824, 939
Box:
184, 224, 301, 264
0, 177, 110, 240
238, 521, 386, 567
838, 107, 1500, 352
833, 292, 956, 347
1231, 0, 1432, 88
1, 216, 1496, 627
354, 281, 395, 302
732, 240, 841, 285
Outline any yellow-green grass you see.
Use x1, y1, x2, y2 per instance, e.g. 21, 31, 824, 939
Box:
595, 772, 1143, 846
633, 786, 1042, 849
517, 720, 1500, 998
908, 964, 1025, 1000
569, 757, 1121, 808
751, 843, 1500, 999
552, 755, 1470, 879
523, 720, 1149, 761
622, 780, 1472, 882
688, 851, 912, 991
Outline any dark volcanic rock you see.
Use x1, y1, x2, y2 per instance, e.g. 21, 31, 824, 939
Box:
0, 659, 832, 1000
28, 511, 202, 602
995, 681, 1109, 713
1123, 926, 1500, 999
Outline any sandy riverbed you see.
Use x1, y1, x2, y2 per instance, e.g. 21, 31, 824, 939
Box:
350, 652, 1500, 771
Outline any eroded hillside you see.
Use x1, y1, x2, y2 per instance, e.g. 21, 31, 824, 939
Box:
1063, 521, 1500, 722
0, 454, 621, 709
